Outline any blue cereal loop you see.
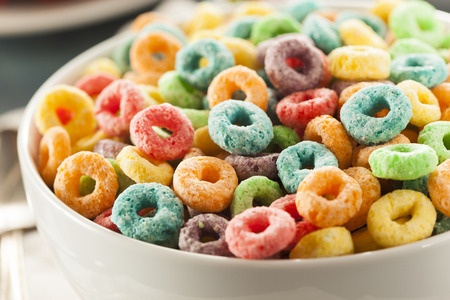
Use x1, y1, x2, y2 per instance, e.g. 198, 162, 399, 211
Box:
111, 183, 184, 247
389, 53, 448, 88
284, 0, 320, 22
302, 14, 342, 54
340, 85, 412, 146
175, 38, 235, 92
225, 16, 260, 39
208, 100, 274, 155
277, 141, 338, 193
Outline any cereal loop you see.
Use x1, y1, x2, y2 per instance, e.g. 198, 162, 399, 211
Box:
173, 156, 238, 212
54, 151, 119, 219
296, 166, 362, 228
417, 121, 450, 164
367, 189, 436, 248
38, 126, 71, 187
207, 65, 268, 110
428, 159, 450, 216
225, 206, 296, 259
338, 19, 388, 49
34, 84, 96, 143
431, 83, 450, 120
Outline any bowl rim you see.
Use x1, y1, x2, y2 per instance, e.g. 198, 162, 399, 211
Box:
16, 0, 450, 268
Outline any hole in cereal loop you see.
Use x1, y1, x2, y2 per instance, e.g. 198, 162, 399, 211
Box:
286, 57, 303, 72
152, 126, 173, 139
249, 218, 269, 234
230, 110, 252, 127
79, 175, 96, 196
443, 133, 450, 150
200, 165, 221, 183
56, 107, 74, 125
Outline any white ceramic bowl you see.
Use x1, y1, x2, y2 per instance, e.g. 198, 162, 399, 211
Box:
17, 2, 450, 300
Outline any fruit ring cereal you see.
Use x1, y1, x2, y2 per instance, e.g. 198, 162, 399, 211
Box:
276, 88, 338, 132
129, 31, 182, 75
269, 194, 319, 250
175, 38, 235, 92
207, 65, 268, 110
230, 175, 284, 217
250, 13, 301, 45
428, 159, 450, 216
303, 115, 354, 169
54, 151, 119, 219
289, 227, 354, 259
389, 38, 438, 60
225, 206, 296, 259
224, 153, 279, 182
397, 80, 441, 128
178, 213, 233, 257
221, 36, 260, 70
285, 0, 319, 22
116, 146, 174, 186
34, 84, 96, 143
74, 72, 117, 98
265, 36, 324, 95
338, 19, 388, 50
335, 10, 387, 38
340, 84, 412, 145
277, 141, 339, 194
157, 70, 204, 109
139, 22, 189, 45
268, 125, 301, 151
130, 103, 195, 161
225, 16, 259, 40
93, 208, 121, 233
367, 189, 436, 248
328, 45, 391, 81
93, 139, 128, 159
208, 100, 273, 155
302, 14, 342, 55
369, 143, 438, 180
173, 156, 238, 212
431, 82, 450, 120
418, 121, 450, 164
38, 126, 71, 187
111, 182, 184, 246
296, 166, 362, 228
95, 79, 147, 137
389, 54, 448, 88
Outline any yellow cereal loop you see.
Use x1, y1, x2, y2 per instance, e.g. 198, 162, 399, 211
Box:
351, 227, 383, 253
221, 36, 260, 70
82, 57, 122, 78
138, 84, 165, 106
370, 0, 404, 23
189, 29, 223, 42
185, 2, 224, 36
328, 46, 391, 81
232, 1, 275, 18
367, 189, 436, 248
34, 84, 96, 143
428, 159, 450, 216
192, 126, 224, 156
339, 19, 388, 49
289, 227, 354, 259
116, 145, 174, 186
71, 130, 110, 153
397, 80, 441, 128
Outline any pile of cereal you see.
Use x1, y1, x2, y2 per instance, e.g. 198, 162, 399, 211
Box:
34, 0, 450, 259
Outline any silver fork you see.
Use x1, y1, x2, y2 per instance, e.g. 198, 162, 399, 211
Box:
0, 108, 34, 300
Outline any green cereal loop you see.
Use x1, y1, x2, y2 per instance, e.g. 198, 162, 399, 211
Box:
284, 0, 320, 22
402, 174, 429, 197
175, 38, 235, 92
267, 125, 301, 151
111, 33, 135, 73
230, 176, 284, 217
417, 121, 450, 164
389, 0, 445, 48
368, 143, 438, 180
111, 183, 184, 245
389, 38, 438, 60
158, 70, 204, 109
250, 13, 302, 45
434, 213, 450, 235
107, 159, 135, 195
180, 108, 209, 130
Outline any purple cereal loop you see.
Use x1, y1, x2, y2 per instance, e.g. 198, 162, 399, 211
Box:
225, 153, 279, 181
94, 139, 129, 159
265, 37, 324, 95
178, 213, 233, 257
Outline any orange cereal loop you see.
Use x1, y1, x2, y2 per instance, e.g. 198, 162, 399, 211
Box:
343, 166, 381, 231
401, 124, 420, 143
296, 166, 362, 228
351, 133, 410, 169
38, 126, 71, 187
207, 65, 268, 110
54, 151, 119, 219
173, 156, 238, 213
182, 147, 205, 161
428, 159, 450, 216
129, 11, 172, 32
338, 81, 387, 117
431, 82, 450, 121
447, 64, 450, 82
116, 146, 174, 186
34, 84, 96, 143
303, 115, 354, 169
130, 31, 182, 75
192, 126, 224, 156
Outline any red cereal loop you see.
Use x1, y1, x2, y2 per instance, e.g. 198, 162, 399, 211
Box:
225, 206, 296, 259
130, 103, 195, 161
74, 72, 117, 98
276, 88, 338, 132
95, 79, 147, 137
